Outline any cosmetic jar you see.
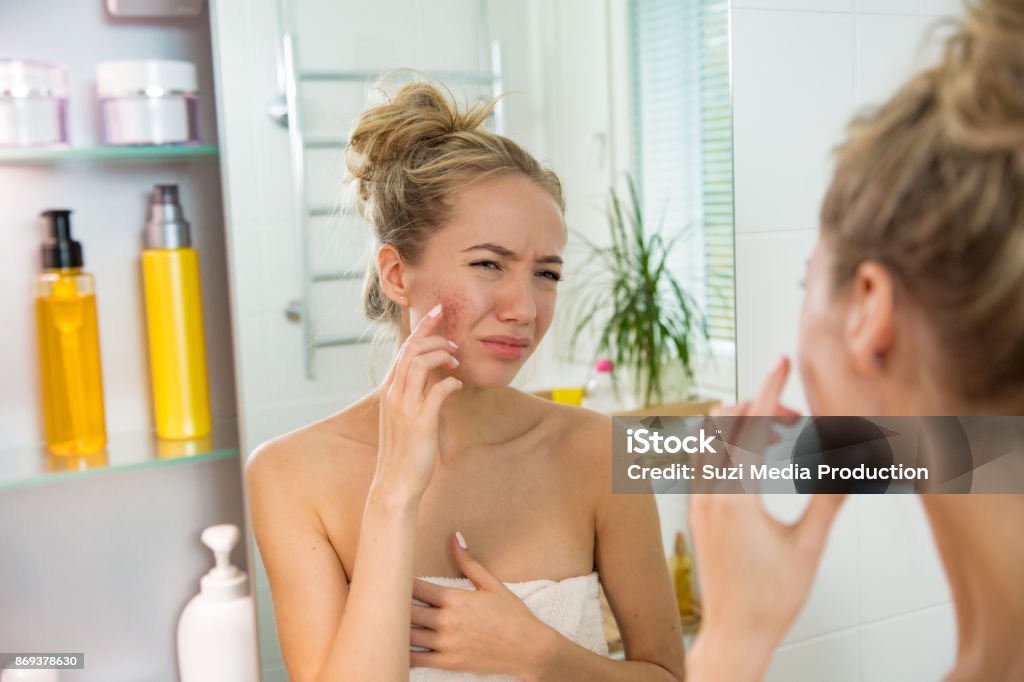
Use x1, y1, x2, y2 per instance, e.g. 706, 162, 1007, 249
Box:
0, 60, 69, 147
96, 60, 199, 146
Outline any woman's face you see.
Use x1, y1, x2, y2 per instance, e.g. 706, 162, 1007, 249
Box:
405, 173, 566, 388
797, 237, 873, 415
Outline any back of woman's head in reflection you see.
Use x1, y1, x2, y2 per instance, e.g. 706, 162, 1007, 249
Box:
798, 0, 1024, 415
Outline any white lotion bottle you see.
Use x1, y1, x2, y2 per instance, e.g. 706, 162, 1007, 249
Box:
177, 524, 258, 682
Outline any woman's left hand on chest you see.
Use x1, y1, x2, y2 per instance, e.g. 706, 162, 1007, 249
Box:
410, 532, 553, 677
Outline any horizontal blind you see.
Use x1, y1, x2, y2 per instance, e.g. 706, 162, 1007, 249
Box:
628, 0, 735, 349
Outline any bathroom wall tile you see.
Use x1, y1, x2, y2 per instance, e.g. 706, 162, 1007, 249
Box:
248, 312, 379, 408
734, 229, 817, 409
306, 146, 349, 210
259, 222, 301, 320
861, 603, 956, 681
855, 14, 955, 109
733, 0, 854, 11
858, 496, 952, 623
230, 229, 267, 316
732, 10, 855, 234
856, 0, 964, 16
236, 316, 271, 409
770, 495, 861, 644
764, 628, 861, 682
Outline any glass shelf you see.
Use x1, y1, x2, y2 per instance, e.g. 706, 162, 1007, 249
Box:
0, 419, 240, 491
0, 144, 219, 165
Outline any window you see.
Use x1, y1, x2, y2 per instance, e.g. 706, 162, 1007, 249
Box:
628, 0, 735, 354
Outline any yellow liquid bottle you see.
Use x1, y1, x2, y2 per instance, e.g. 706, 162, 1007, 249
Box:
142, 185, 211, 440
36, 210, 108, 456
670, 530, 700, 625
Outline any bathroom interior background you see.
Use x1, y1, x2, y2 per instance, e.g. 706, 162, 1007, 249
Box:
0, 0, 964, 680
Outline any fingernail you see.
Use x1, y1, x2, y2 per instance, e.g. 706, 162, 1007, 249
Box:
448, 340, 458, 350
450, 357, 459, 367
428, 303, 443, 318
455, 531, 467, 549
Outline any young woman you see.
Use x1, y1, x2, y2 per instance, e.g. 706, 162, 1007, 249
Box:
246, 81, 686, 681
687, 0, 1024, 679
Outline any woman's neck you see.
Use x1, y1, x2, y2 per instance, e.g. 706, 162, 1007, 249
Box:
922, 496, 1024, 681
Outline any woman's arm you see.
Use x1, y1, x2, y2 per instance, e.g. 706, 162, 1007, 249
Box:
247, 445, 420, 682
247, 303, 462, 681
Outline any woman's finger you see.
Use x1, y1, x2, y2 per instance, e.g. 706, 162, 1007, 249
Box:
410, 650, 445, 669
411, 603, 442, 630
412, 578, 452, 608
421, 377, 464, 433
402, 349, 459, 410
409, 625, 441, 652
389, 302, 447, 396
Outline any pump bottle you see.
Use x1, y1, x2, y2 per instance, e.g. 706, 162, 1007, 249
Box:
177, 524, 258, 682
35, 209, 107, 456
142, 184, 211, 440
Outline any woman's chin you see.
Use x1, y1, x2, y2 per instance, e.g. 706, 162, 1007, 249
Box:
453, 364, 524, 390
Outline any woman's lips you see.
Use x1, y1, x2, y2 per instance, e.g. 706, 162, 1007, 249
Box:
480, 339, 528, 360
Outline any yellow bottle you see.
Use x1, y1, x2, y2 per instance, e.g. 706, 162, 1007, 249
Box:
142, 185, 211, 440
36, 210, 108, 456
670, 530, 700, 626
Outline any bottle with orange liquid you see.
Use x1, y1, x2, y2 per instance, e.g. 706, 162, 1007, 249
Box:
142, 184, 211, 440
35, 209, 108, 455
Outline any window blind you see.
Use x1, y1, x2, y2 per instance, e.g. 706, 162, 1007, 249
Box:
628, 0, 735, 349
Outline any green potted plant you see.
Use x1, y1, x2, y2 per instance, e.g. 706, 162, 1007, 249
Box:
566, 174, 709, 409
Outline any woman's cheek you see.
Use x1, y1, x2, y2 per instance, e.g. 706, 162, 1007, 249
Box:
431, 285, 472, 346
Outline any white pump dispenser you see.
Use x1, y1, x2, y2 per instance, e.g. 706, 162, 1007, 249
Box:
176, 524, 258, 682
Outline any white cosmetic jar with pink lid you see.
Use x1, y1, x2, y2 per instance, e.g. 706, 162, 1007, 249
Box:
96, 60, 199, 146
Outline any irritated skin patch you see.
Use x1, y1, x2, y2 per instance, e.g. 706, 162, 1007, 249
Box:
431, 285, 468, 350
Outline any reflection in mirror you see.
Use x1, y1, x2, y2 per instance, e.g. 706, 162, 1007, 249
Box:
211, 0, 734, 678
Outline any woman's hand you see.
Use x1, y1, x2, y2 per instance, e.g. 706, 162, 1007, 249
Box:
374, 302, 463, 503
409, 533, 554, 679
687, 356, 847, 681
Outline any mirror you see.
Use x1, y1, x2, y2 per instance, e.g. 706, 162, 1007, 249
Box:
211, 0, 734, 677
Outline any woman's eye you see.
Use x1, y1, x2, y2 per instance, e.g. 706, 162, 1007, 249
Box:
539, 270, 563, 282
471, 260, 501, 271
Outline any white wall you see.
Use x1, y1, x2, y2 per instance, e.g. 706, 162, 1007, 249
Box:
731, 0, 962, 679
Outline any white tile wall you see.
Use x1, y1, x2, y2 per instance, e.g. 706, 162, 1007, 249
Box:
732, 9, 855, 234
732, 0, 965, 678
858, 496, 952, 622
735, 229, 817, 407
765, 629, 862, 682
860, 603, 957, 682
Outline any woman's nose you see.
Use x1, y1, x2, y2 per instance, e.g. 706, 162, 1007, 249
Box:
497, 275, 537, 324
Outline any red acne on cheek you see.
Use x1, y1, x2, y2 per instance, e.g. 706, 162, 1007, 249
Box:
433, 289, 467, 346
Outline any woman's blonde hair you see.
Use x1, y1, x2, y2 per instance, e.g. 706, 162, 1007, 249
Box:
820, 0, 1024, 406
346, 75, 565, 331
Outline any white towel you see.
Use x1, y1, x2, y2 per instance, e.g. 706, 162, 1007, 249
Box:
410, 571, 609, 681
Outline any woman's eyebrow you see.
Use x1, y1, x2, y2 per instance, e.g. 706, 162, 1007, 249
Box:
461, 242, 563, 265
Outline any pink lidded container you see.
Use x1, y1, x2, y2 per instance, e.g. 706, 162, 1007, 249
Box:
96, 60, 199, 146
0, 60, 70, 147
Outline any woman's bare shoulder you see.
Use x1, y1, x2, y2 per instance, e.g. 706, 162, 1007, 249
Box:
245, 394, 379, 494
512, 391, 613, 462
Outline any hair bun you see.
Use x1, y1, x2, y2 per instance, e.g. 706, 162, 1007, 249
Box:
937, 0, 1024, 153
346, 77, 497, 203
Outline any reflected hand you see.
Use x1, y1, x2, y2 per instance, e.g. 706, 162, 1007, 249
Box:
409, 533, 551, 678
375, 303, 463, 503
687, 356, 847, 681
